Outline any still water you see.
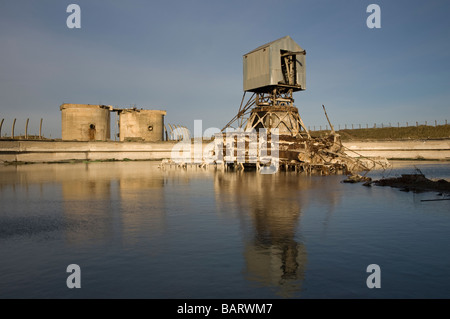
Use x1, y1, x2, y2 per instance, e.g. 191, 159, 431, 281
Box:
0, 160, 449, 299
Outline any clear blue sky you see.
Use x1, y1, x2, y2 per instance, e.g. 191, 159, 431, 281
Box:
1, 0, 449, 137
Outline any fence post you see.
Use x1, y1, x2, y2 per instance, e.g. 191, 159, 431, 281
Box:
39, 118, 43, 139
416, 121, 418, 127
0, 119, 4, 138
12, 118, 16, 139
25, 118, 29, 139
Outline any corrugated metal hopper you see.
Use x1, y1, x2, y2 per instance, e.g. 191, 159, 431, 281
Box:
223, 36, 309, 137
243, 36, 306, 93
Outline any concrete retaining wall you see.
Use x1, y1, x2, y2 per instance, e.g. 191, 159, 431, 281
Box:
0, 139, 449, 164
342, 139, 450, 160
0, 140, 178, 163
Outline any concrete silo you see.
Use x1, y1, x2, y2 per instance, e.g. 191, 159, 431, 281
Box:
60, 104, 112, 141
118, 109, 166, 142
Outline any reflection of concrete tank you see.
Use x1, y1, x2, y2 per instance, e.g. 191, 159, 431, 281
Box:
118, 109, 166, 142
60, 103, 112, 141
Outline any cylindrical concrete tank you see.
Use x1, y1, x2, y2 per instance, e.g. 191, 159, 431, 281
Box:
60, 104, 112, 141
119, 109, 166, 142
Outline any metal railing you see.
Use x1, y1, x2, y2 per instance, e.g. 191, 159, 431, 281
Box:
0, 118, 45, 140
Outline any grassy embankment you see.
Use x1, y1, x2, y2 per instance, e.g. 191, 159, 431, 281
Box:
311, 125, 450, 141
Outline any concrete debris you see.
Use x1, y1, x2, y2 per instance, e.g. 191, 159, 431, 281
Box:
212, 130, 389, 175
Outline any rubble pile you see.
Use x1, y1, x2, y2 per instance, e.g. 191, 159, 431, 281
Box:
212, 130, 389, 175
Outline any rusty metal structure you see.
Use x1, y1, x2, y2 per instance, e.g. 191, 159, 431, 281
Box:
215, 36, 385, 174
223, 36, 308, 137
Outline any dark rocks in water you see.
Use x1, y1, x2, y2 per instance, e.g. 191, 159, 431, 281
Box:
372, 174, 450, 194
343, 174, 372, 183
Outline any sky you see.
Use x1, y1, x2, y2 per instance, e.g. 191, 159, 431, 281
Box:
0, 0, 449, 138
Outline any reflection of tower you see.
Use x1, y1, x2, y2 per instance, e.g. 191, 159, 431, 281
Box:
223, 36, 309, 138
244, 202, 307, 298
213, 171, 308, 297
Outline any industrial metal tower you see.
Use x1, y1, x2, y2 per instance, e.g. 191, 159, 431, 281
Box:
223, 35, 310, 138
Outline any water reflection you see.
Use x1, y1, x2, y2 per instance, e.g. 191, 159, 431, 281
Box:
214, 171, 335, 297
60, 164, 114, 244
2, 160, 449, 298
59, 162, 170, 246
0, 162, 345, 297
116, 164, 166, 246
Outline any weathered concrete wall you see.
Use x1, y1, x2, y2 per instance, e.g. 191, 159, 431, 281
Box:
61, 104, 112, 141
0, 140, 178, 163
119, 109, 166, 142
0, 139, 449, 164
343, 139, 450, 160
